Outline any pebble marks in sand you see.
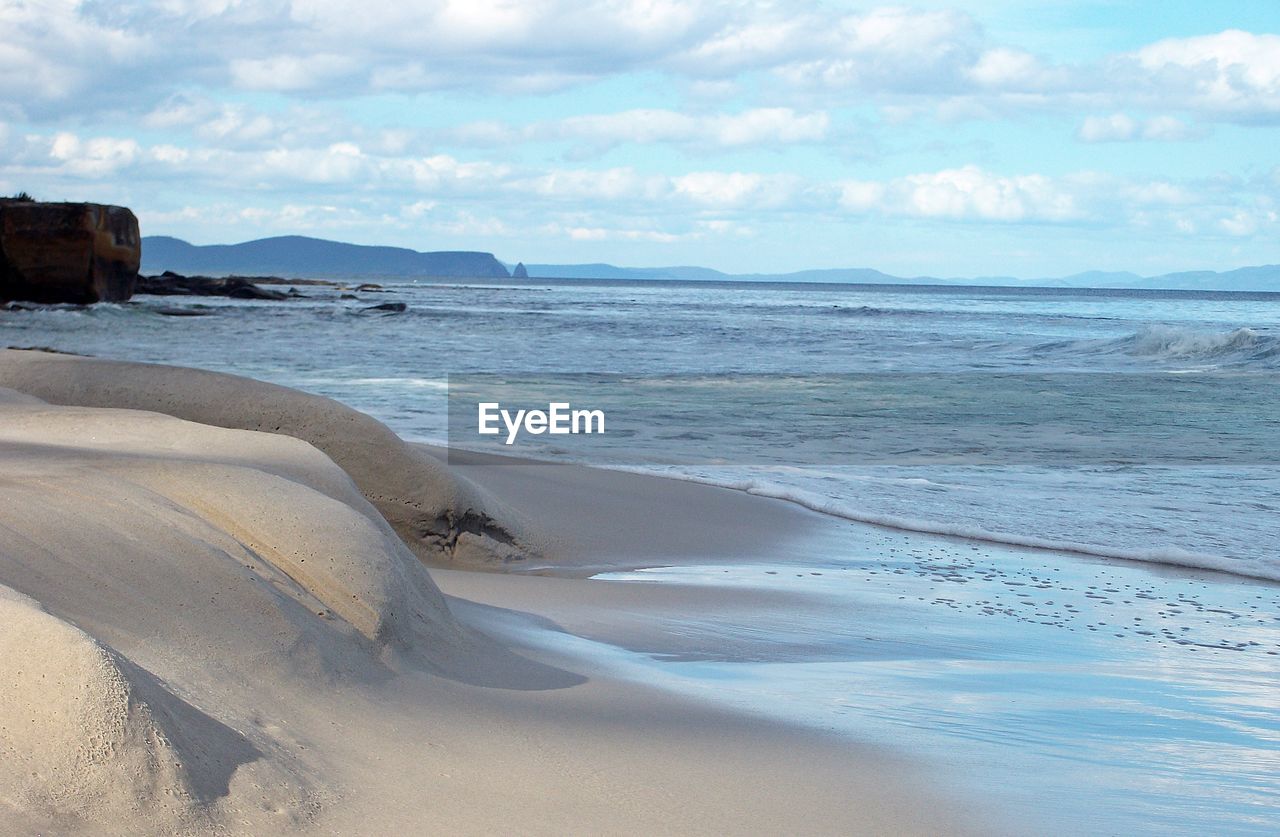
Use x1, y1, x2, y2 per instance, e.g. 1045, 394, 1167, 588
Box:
695, 535, 1280, 662
844, 536, 1280, 660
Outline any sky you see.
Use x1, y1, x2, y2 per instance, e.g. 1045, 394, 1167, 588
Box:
2, 1, 1279, 278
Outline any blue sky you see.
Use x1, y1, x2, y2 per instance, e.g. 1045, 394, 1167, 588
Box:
2, 1, 1278, 277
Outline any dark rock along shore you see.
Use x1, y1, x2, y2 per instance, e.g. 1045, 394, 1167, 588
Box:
0, 200, 140, 304
136, 271, 292, 300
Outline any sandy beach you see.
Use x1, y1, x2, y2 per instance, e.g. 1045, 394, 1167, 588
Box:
0, 349, 991, 835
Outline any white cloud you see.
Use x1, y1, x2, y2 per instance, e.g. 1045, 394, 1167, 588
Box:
1219, 212, 1254, 236
1142, 115, 1199, 140
838, 167, 1079, 222
144, 96, 288, 146
4, 1, 1280, 134
557, 225, 683, 243
673, 171, 801, 208
447, 107, 830, 152
829, 166, 1280, 241
400, 200, 438, 219
769, 8, 983, 94
0, 0, 149, 115
838, 180, 886, 212
229, 54, 362, 92
1078, 113, 1201, 143
967, 48, 1048, 89
1119, 180, 1195, 206
6, 3, 1278, 276
1131, 30, 1280, 116
0, 122, 1223, 214
7, 120, 1276, 251
565, 107, 828, 148
1079, 113, 1139, 142
425, 210, 511, 238
901, 166, 1079, 222
515, 167, 655, 203
46, 133, 142, 177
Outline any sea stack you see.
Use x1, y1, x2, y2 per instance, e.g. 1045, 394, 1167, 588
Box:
513, 262, 529, 279
0, 200, 141, 304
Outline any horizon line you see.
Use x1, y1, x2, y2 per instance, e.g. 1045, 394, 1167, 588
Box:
142, 232, 1279, 285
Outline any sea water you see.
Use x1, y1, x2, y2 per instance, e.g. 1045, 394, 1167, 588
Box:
6, 279, 1278, 582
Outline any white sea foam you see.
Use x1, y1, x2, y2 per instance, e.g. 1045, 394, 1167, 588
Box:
1131, 324, 1262, 355
345, 377, 449, 389
1038, 325, 1280, 369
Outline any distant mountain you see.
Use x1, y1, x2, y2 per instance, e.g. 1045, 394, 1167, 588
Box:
526, 263, 933, 283
1137, 265, 1280, 292
527, 261, 1280, 291
142, 235, 509, 278
1046, 270, 1143, 287
1011, 265, 1280, 291
746, 267, 932, 284
141, 234, 1280, 290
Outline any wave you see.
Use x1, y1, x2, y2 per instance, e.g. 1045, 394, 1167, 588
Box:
606, 465, 1280, 583
4, 301, 217, 319
827, 305, 920, 317
2, 301, 101, 316
1034, 325, 1280, 369
341, 376, 449, 390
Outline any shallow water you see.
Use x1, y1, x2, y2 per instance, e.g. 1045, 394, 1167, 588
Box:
530, 526, 1280, 835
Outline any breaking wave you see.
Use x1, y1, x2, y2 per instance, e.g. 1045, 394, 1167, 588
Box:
1034, 325, 1280, 369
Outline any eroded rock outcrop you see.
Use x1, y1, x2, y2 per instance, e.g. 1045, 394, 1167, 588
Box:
0, 201, 140, 304
0, 349, 542, 569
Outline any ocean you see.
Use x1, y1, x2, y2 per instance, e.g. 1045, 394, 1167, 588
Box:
6, 278, 1278, 582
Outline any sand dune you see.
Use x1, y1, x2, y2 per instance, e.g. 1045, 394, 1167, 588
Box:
0, 349, 538, 567
0, 352, 988, 835
0, 393, 459, 658
0, 381, 569, 831
0, 584, 263, 835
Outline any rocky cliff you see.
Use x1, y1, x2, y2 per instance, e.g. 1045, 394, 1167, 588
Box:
0, 201, 140, 304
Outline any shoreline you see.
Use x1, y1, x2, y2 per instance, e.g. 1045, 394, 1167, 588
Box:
435, 443, 1280, 588
430, 443, 825, 574
432, 503, 1280, 834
